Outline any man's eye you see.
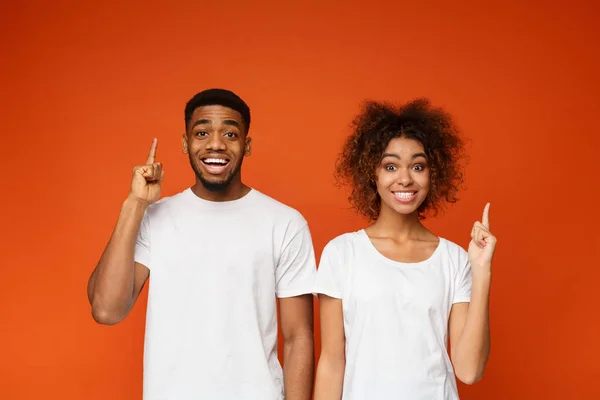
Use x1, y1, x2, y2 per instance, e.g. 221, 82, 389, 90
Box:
196, 131, 207, 136
225, 132, 237, 138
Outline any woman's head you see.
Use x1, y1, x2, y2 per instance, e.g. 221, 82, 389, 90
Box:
335, 98, 466, 221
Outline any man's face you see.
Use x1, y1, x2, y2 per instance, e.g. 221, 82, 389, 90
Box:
182, 105, 252, 191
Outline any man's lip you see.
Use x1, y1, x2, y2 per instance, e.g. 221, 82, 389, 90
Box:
200, 161, 229, 175
201, 156, 230, 162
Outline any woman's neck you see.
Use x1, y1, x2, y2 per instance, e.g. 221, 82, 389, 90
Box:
367, 203, 428, 241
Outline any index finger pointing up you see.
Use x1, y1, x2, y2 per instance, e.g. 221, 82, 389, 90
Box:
482, 202, 491, 229
146, 138, 158, 165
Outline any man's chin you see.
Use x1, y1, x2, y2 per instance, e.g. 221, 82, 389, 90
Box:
200, 179, 229, 192
199, 177, 231, 192
190, 157, 242, 192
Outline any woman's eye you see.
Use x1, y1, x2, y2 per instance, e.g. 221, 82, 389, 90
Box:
413, 164, 425, 171
385, 164, 396, 171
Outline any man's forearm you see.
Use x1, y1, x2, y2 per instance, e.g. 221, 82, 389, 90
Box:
283, 336, 314, 400
89, 196, 147, 323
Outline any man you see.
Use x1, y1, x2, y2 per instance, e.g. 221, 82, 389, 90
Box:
87, 88, 316, 400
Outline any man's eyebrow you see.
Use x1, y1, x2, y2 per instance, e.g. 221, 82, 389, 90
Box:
223, 120, 241, 128
191, 119, 241, 129
192, 119, 211, 128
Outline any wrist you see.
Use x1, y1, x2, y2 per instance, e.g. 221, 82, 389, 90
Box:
123, 194, 150, 211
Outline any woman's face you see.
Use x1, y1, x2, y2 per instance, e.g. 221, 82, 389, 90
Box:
375, 137, 431, 216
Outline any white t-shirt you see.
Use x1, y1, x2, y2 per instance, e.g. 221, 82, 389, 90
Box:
313, 229, 472, 400
134, 187, 317, 400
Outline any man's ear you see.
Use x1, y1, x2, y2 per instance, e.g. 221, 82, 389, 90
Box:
244, 136, 253, 156
181, 133, 188, 154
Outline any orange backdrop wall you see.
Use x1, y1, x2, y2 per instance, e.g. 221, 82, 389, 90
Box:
1, 1, 599, 399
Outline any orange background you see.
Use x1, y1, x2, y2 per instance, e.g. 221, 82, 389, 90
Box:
1, 1, 599, 399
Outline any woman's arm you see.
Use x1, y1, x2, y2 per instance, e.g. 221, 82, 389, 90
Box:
448, 276, 491, 384
314, 294, 346, 400
449, 203, 496, 384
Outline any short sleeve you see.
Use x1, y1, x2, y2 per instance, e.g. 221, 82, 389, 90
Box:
275, 223, 317, 298
134, 210, 151, 269
453, 248, 472, 304
312, 240, 343, 299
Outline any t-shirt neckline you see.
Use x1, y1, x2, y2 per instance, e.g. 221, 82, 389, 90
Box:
357, 228, 444, 267
183, 187, 257, 208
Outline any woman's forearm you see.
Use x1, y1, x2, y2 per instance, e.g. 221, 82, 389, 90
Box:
453, 272, 491, 384
314, 354, 345, 400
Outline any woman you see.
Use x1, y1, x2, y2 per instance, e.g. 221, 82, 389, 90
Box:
313, 98, 496, 399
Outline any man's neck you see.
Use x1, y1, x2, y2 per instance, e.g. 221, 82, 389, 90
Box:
191, 180, 251, 202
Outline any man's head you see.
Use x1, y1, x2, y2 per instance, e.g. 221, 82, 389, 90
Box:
182, 89, 252, 192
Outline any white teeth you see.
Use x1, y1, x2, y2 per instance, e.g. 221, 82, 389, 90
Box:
204, 158, 228, 164
394, 192, 415, 199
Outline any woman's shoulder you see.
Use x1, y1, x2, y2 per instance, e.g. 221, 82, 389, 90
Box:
323, 229, 366, 253
437, 237, 470, 267
438, 237, 467, 252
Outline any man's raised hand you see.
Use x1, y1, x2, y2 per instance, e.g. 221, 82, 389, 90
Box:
129, 138, 164, 205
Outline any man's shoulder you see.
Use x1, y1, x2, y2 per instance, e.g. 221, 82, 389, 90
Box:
145, 189, 189, 216
249, 189, 307, 223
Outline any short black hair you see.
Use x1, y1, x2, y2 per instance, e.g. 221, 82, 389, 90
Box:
184, 88, 251, 133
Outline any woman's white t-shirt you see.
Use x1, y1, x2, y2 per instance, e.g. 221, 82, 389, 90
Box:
313, 229, 472, 400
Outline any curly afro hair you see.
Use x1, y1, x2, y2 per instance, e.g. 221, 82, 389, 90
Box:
335, 98, 467, 221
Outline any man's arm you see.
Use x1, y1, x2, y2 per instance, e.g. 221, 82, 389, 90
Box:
314, 294, 345, 400
87, 138, 163, 325
275, 218, 317, 399
279, 294, 315, 400
87, 197, 150, 325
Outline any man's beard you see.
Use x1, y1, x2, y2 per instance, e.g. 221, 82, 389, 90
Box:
189, 153, 243, 192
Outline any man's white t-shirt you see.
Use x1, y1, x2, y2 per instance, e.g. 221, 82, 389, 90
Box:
134, 187, 317, 400
313, 229, 472, 400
